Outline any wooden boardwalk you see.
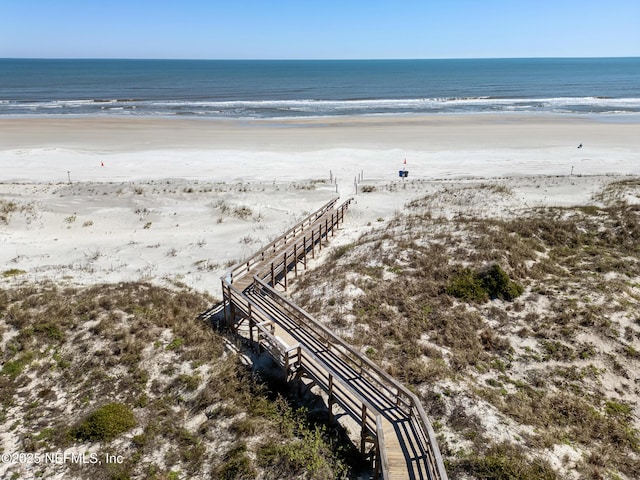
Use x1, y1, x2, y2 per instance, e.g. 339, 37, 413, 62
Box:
220, 197, 448, 480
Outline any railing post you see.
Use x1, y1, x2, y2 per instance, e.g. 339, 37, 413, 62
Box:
228, 284, 235, 325
303, 236, 308, 269
319, 223, 323, 250
311, 230, 316, 259
283, 251, 288, 291
284, 349, 290, 375
271, 262, 275, 287
221, 280, 228, 330
294, 244, 298, 278
328, 374, 335, 425
248, 304, 254, 346
360, 404, 368, 455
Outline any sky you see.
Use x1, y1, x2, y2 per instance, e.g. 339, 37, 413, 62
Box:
1, 0, 639, 60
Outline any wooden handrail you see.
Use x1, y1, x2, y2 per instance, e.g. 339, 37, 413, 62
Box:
251, 276, 447, 479
224, 275, 389, 474
220, 196, 447, 480
224, 196, 339, 284
376, 416, 389, 479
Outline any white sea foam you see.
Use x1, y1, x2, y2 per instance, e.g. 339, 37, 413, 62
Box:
2, 96, 640, 118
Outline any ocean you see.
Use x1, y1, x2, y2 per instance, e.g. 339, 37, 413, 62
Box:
1, 58, 639, 118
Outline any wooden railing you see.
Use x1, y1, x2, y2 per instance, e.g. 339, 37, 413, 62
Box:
253, 276, 447, 479
226, 197, 340, 286
220, 197, 448, 480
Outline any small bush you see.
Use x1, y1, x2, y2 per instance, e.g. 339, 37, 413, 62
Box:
215, 443, 256, 480
74, 402, 136, 442
446, 269, 488, 302
1, 352, 35, 379
447, 264, 523, 303
480, 264, 524, 301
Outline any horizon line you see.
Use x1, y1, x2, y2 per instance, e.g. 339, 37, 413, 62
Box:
2, 55, 639, 62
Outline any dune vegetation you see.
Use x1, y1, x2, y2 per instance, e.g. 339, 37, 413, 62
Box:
291, 178, 640, 480
0, 282, 348, 480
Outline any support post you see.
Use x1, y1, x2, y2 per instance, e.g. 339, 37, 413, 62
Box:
228, 284, 235, 327
294, 244, 298, 277
284, 349, 289, 375
248, 303, 254, 342
328, 374, 335, 425
360, 404, 368, 455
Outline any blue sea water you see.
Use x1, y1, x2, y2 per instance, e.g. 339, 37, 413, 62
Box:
1, 58, 639, 118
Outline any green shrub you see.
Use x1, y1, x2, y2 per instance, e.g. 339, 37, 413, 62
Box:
215, 443, 256, 480
480, 264, 524, 301
447, 264, 523, 303
446, 269, 488, 302
1, 352, 35, 379
74, 402, 136, 442
257, 425, 344, 479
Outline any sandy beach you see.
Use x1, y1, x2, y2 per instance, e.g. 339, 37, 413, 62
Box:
1, 114, 639, 297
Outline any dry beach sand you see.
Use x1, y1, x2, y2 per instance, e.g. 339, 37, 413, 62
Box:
1, 114, 639, 298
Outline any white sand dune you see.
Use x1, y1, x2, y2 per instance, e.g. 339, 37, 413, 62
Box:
1, 114, 638, 297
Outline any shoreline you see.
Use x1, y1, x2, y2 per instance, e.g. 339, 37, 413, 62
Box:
1, 113, 639, 184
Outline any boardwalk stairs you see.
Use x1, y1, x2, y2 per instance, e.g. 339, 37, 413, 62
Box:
219, 197, 449, 480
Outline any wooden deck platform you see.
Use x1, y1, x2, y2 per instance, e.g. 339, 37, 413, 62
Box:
220, 197, 448, 480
